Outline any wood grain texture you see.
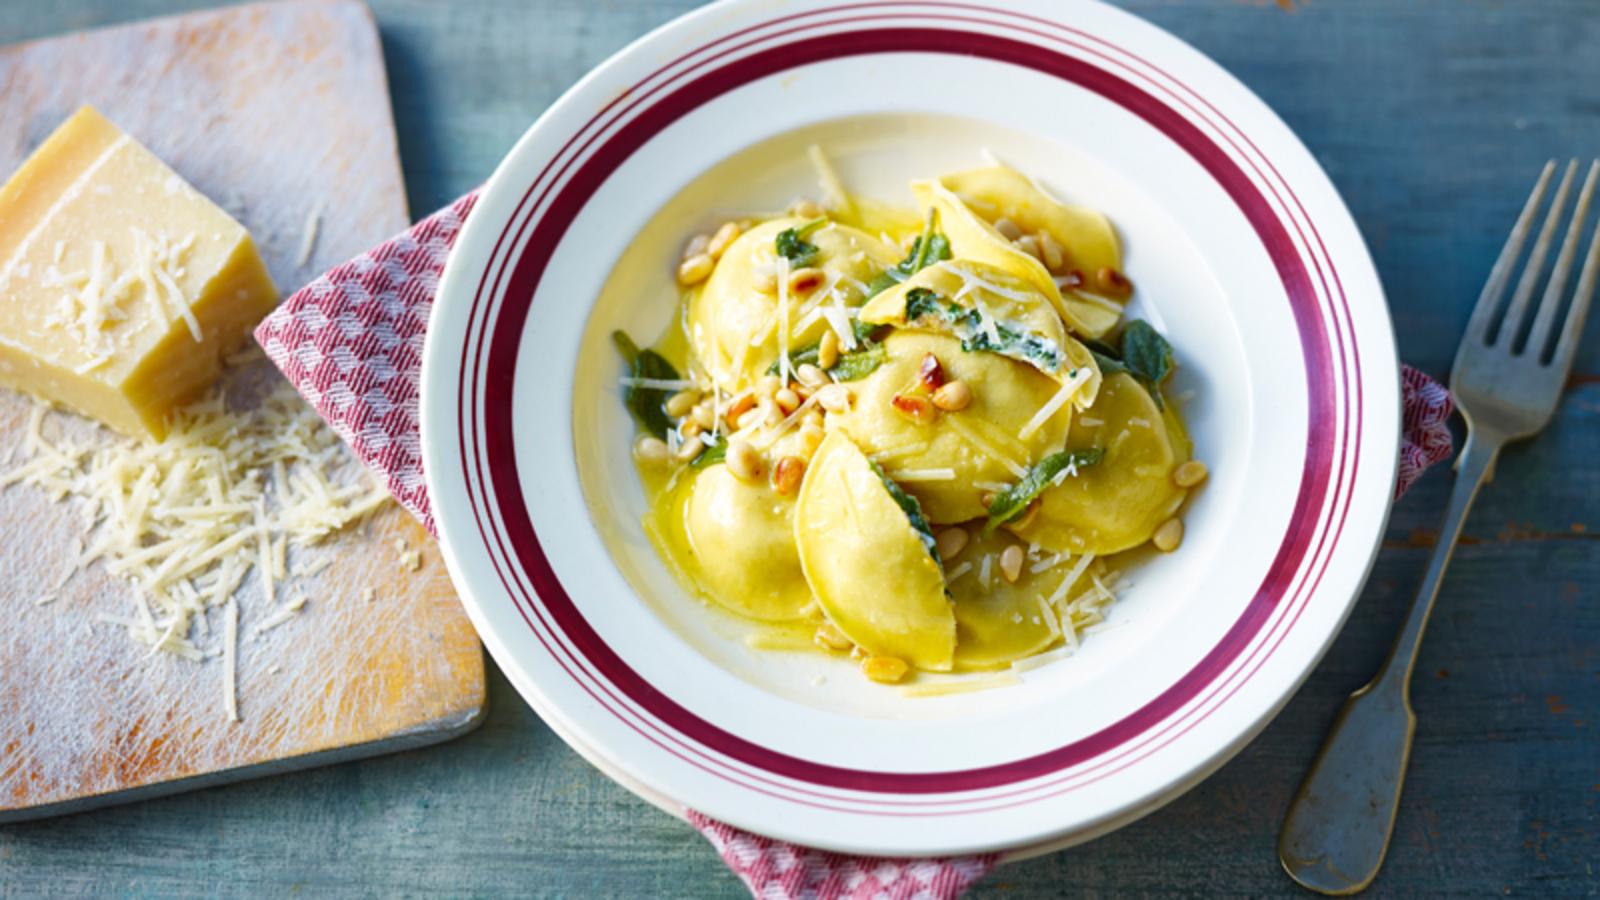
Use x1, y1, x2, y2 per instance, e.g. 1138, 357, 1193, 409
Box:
2, 0, 1597, 896
0, 0, 484, 822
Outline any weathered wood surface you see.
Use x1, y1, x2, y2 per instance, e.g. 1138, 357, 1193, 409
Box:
1, 0, 1596, 896
0, 0, 485, 824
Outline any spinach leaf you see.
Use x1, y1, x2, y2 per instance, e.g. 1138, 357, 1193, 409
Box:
826, 344, 888, 381
982, 448, 1105, 534
865, 215, 952, 297
688, 434, 727, 469
1120, 320, 1174, 408
775, 217, 827, 267
612, 330, 679, 439
869, 460, 940, 565
902, 287, 1064, 372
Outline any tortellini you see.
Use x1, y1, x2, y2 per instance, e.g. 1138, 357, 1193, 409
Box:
1010, 372, 1191, 555
829, 331, 1073, 523
687, 218, 900, 391
794, 432, 955, 671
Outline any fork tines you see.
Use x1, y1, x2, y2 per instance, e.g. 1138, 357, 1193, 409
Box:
1467, 159, 1600, 369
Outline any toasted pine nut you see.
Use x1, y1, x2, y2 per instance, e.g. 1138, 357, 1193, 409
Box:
979, 491, 997, 509
772, 456, 806, 495
682, 233, 710, 261
788, 267, 825, 294
762, 397, 784, 426
818, 330, 840, 369
724, 393, 756, 426
799, 423, 826, 455
815, 384, 851, 413
796, 363, 829, 388
707, 221, 741, 259
789, 199, 824, 218
1174, 460, 1209, 488
993, 217, 1023, 240
814, 622, 852, 652
681, 418, 704, 439
634, 436, 670, 466
690, 401, 716, 431
891, 393, 936, 425
1097, 266, 1132, 297
1037, 230, 1064, 271
931, 380, 972, 411
674, 437, 705, 462
757, 374, 782, 398
862, 655, 909, 683
775, 387, 801, 414
936, 528, 969, 560
1014, 234, 1042, 261
678, 253, 714, 286
802, 409, 825, 430
726, 440, 763, 482
1152, 517, 1184, 552
736, 408, 764, 431
665, 389, 700, 418
755, 268, 779, 294
999, 545, 1025, 583
918, 353, 945, 390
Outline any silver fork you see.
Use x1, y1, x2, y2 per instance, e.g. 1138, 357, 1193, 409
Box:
1278, 159, 1600, 895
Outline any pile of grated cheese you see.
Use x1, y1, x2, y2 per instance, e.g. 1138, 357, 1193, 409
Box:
0, 376, 390, 722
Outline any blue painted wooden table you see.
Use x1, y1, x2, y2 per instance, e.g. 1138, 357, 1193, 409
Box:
2, 2, 1596, 896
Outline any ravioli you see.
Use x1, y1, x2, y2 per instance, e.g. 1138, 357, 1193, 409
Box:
859, 258, 1102, 407
948, 529, 1095, 670
687, 218, 900, 391
680, 464, 813, 621
793, 432, 955, 671
1010, 372, 1189, 555
829, 331, 1073, 523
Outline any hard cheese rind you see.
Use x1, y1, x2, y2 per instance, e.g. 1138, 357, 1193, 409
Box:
0, 106, 277, 440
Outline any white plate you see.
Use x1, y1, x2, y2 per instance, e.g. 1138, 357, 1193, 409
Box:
421, 0, 1399, 857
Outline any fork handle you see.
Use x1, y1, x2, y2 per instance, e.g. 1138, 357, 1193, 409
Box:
1279, 430, 1500, 895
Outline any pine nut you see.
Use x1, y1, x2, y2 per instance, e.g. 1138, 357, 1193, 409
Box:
707, 221, 741, 259
918, 353, 945, 390
681, 418, 703, 438
802, 409, 825, 430
665, 389, 700, 418
757, 374, 783, 398
1097, 266, 1132, 297
815, 384, 851, 413
736, 408, 764, 431
1037, 230, 1064, 271
761, 397, 784, 426
818, 330, 840, 369
814, 622, 852, 652
1174, 460, 1209, 488
799, 423, 826, 455
993, 217, 1023, 240
789, 199, 823, 218
999, 544, 1025, 583
891, 393, 936, 424
755, 268, 778, 294
690, 401, 716, 431
1152, 517, 1184, 552
936, 528, 969, 560
634, 436, 670, 466
931, 380, 972, 411
861, 655, 909, 684
979, 491, 997, 510
724, 394, 756, 427
1014, 234, 1042, 261
788, 267, 825, 295
726, 440, 763, 482
674, 436, 705, 462
771, 456, 806, 495
677, 253, 714, 285
775, 387, 801, 414
682, 233, 710, 261
796, 363, 829, 388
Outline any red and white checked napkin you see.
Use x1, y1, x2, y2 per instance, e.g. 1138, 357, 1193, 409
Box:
255, 192, 1455, 900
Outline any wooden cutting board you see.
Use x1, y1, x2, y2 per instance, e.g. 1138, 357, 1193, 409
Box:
0, 0, 485, 822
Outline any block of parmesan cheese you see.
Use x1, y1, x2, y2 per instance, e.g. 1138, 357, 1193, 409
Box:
0, 106, 278, 440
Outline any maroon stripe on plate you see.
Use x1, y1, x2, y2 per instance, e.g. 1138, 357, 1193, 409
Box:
465, 26, 1339, 794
